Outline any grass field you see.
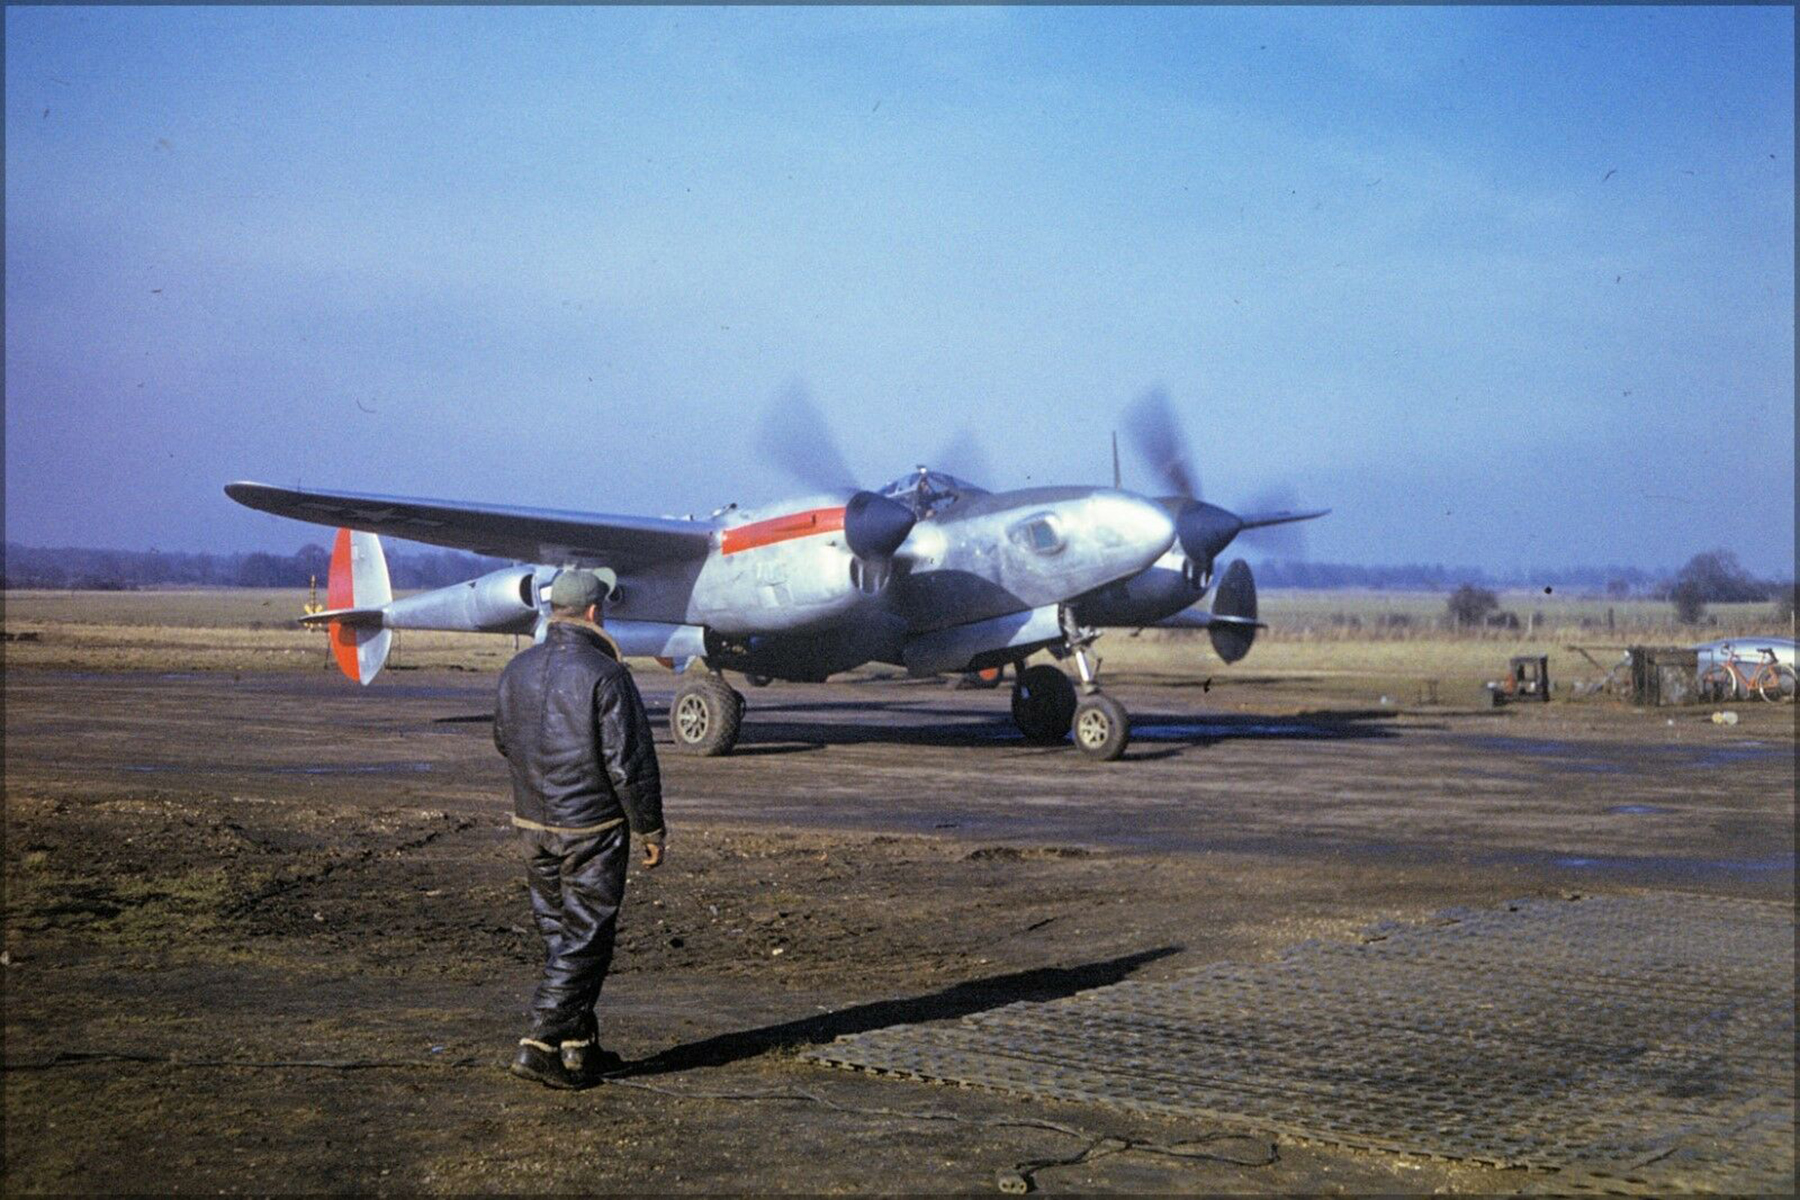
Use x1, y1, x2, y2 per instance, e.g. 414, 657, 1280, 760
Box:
4, 587, 1791, 705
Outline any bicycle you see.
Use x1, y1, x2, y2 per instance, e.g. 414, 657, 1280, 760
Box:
1698, 645, 1797, 703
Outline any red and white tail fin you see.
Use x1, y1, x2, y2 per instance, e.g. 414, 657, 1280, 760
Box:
320, 527, 393, 685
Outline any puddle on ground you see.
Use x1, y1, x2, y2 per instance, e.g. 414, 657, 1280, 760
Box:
1690, 745, 1781, 768
1547, 852, 1794, 878
1606, 804, 1670, 815
1459, 734, 1786, 774
1133, 722, 1329, 741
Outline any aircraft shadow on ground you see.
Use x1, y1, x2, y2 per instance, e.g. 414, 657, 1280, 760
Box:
429, 704, 1421, 755
720, 705, 1418, 754
626, 946, 1181, 1077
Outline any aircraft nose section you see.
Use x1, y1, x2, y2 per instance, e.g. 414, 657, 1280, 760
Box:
1095, 491, 1177, 567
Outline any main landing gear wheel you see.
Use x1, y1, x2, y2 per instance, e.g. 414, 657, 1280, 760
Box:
1012, 664, 1077, 744
1072, 693, 1130, 761
671, 675, 743, 756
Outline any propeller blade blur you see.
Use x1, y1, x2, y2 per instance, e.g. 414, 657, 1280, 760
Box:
934, 427, 994, 488
1123, 384, 1198, 499
757, 381, 858, 492
1235, 487, 1326, 559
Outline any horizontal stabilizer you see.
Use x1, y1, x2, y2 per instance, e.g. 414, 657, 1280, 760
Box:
298, 607, 386, 628
1151, 608, 1266, 631
1237, 507, 1330, 531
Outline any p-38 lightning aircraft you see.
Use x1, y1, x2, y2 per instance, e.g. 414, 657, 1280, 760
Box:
226, 393, 1324, 761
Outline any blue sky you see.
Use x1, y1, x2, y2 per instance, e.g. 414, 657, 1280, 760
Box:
6, 7, 1794, 575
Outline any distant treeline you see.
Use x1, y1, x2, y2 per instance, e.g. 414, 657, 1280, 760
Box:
1250, 560, 1663, 594
2, 542, 509, 591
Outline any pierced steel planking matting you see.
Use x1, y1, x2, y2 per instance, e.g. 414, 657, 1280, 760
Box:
802, 894, 1794, 1193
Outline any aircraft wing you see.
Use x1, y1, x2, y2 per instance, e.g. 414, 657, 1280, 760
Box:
225, 482, 715, 569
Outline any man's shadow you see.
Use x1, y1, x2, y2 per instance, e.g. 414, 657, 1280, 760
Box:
626, 945, 1181, 1077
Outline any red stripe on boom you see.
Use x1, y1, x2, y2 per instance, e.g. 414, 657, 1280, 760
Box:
720, 506, 846, 555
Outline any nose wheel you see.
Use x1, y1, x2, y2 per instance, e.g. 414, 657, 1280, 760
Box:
1072, 692, 1130, 760
1006, 607, 1133, 760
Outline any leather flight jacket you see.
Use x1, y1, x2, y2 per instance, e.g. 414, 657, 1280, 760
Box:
494, 621, 664, 841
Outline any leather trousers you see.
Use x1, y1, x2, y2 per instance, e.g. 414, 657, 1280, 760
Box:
520, 823, 630, 1043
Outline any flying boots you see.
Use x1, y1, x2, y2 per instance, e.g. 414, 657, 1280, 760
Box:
510, 1036, 584, 1090
558, 1013, 625, 1085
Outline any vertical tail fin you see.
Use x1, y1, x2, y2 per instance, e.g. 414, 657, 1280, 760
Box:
326, 528, 393, 685
1208, 558, 1259, 664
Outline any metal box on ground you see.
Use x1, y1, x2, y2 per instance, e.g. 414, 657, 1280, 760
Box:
1628, 646, 1699, 706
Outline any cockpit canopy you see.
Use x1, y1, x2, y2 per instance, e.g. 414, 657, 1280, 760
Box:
877, 467, 989, 518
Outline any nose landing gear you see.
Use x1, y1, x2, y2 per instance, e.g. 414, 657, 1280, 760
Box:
1006, 607, 1133, 760
1072, 692, 1130, 760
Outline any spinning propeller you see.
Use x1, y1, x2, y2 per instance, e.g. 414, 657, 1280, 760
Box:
1122, 385, 1327, 571
757, 382, 916, 559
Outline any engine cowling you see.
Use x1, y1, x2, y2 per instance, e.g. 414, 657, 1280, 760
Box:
464, 568, 542, 631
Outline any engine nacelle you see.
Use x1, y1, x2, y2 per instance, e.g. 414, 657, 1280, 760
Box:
1072, 548, 1203, 628
384, 567, 542, 635
464, 568, 543, 631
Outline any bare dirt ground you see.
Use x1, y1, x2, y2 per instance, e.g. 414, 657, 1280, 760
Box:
3, 608, 1794, 1193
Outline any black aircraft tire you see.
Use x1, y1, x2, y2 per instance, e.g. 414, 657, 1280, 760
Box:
1072, 693, 1130, 761
671, 676, 743, 756
743, 674, 772, 689
1012, 665, 1077, 744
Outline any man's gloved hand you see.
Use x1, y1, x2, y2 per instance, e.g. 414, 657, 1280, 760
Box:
642, 840, 665, 869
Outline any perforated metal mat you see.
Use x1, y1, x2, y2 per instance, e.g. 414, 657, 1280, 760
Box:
803, 894, 1795, 1193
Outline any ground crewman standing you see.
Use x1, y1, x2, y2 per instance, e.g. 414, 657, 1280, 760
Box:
493, 567, 665, 1089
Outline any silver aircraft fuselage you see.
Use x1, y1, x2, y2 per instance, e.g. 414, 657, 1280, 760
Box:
602, 479, 1176, 679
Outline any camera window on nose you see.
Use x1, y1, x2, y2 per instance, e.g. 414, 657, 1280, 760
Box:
1009, 514, 1064, 555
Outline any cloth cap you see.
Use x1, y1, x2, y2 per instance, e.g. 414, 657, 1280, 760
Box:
549, 568, 612, 610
